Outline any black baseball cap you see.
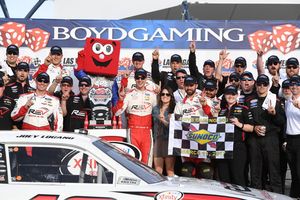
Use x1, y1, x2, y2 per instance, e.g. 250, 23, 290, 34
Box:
79, 76, 91, 86
256, 74, 269, 85
241, 71, 254, 80
17, 62, 29, 71
170, 54, 182, 63
134, 68, 147, 78
203, 59, 215, 68
184, 75, 197, 85
36, 72, 50, 83
204, 80, 217, 89
6, 44, 19, 55
181, 162, 195, 177
266, 55, 280, 66
282, 79, 290, 89
290, 75, 300, 84
175, 68, 187, 75
224, 85, 238, 95
229, 72, 241, 81
286, 57, 299, 67
234, 57, 247, 67
61, 76, 73, 86
50, 46, 63, 55
132, 52, 144, 61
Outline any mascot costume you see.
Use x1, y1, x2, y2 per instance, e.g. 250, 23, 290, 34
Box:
75, 38, 120, 129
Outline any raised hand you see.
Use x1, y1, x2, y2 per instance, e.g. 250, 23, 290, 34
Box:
199, 90, 207, 106
219, 49, 229, 61
152, 48, 159, 60
267, 99, 276, 115
189, 41, 196, 53
272, 71, 280, 86
257, 49, 264, 57
44, 54, 52, 66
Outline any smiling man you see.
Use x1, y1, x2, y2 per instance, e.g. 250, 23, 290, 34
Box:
11, 72, 63, 131
61, 76, 92, 132
113, 69, 157, 166
33, 46, 69, 89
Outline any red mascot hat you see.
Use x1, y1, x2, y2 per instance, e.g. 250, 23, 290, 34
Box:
76, 38, 121, 77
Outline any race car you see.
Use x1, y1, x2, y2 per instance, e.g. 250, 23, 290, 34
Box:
0, 131, 292, 200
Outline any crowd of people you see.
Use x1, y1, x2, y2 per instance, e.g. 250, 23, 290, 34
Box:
0, 42, 299, 198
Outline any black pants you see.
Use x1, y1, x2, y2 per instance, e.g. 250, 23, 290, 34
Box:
217, 141, 247, 186
247, 135, 282, 193
286, 136, 300, 198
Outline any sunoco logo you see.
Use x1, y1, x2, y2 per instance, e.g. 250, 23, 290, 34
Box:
186, 129, 221, 145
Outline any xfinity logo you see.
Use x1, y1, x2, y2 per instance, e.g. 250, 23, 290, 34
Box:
53, 27, 245, 42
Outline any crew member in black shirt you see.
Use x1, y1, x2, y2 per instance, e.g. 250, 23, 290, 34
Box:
61, 76, 92, 132
217, 85, 254, 186
0, 77, 15, 130
4, 62, 34, 101
246, 74, 285, 193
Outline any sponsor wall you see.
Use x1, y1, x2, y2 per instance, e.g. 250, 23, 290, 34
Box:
0, 19, 299, 87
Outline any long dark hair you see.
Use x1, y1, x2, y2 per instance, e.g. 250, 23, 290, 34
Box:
158, 86, 176, 114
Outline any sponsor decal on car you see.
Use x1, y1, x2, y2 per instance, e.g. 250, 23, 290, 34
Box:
154, 191, 184, 200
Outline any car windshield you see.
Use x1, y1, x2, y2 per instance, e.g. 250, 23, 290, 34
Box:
93, 140, 166, 184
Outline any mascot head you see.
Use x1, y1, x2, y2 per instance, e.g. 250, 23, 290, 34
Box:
77, 38, 121, 77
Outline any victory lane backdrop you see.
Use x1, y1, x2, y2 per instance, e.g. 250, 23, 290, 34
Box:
168, 115, 235, 159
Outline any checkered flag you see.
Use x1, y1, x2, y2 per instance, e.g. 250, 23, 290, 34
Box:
168, 114, 235, 159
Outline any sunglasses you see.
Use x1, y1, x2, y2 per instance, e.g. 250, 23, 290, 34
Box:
79, 84, 89, 87
286, 65, 298, 69
7, 51, 18, 55
230, 78, 239, 82
235, 64, 245, 68
268, 62, 279, 66
135, 76, 146, 80
161, 92, 171, 97
37, 79, 49, 83
241, 78, 253, 81
257, 82, 268, 87
176, 76, 186, 80
61, 83, 71, 87
18, 69, 29, 72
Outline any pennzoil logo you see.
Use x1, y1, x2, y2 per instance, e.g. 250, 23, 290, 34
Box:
186, 129, 221, 145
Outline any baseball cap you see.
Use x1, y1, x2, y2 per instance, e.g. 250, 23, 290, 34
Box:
290, 75, 300, 84
175, 68, 187, 75
0, 76, 4, 87
203, 59, 215, 68
79, 76, 92, 86
50, 46, 63, 55
184, 75, 197, 86
36, 72, 50, 83
61, 76, 73, 86
256, 74, 269, 85
286, 57, 299, 67
282, 79, 290, 89
234, 57, 247, 67
266, 55, 280, 66
241, 71, 254, 80
17, 62, 29, 71
224, 85, 238, 95
132, 52, 144, 61
6, 44, 19, 55
229, 72, 241, 81
134, 68, 147, 78
170, 54, 182, 63
204, 80, 217, 89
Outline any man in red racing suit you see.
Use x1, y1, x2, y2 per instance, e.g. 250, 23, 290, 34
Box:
113, 69, 157, 166
11, 72, 63, 131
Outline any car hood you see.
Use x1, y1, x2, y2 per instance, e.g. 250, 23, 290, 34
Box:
150, 176, 292, 200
